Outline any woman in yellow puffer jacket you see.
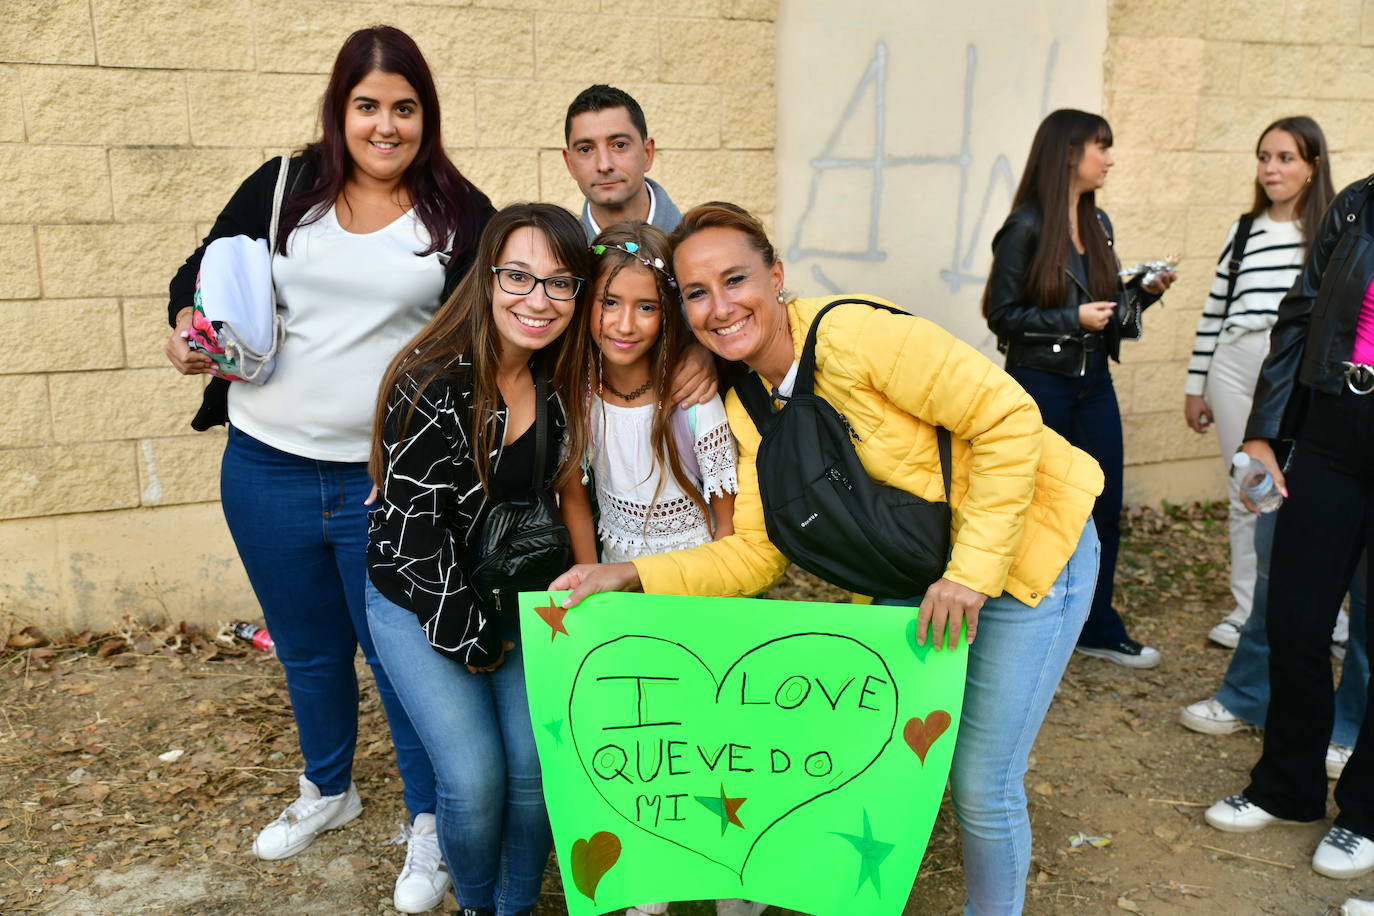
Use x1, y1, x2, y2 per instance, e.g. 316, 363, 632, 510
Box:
552, 203, 1103, 915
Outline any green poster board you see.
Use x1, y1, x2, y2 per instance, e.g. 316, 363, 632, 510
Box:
520, 591, 968, 916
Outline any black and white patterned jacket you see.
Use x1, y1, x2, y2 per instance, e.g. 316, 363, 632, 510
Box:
366, 357, 567, 666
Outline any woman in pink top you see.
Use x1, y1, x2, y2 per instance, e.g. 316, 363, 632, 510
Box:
1202, 169, 1374, 881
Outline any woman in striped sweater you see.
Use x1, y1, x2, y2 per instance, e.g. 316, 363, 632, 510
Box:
1184, 116, 1334, 648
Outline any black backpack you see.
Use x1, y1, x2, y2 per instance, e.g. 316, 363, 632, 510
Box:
735, 298, 952, 598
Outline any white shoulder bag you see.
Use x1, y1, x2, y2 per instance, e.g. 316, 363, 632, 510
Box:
190, 155, 290, 383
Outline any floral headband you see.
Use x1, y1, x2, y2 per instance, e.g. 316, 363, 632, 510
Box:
590, 241, 678, 288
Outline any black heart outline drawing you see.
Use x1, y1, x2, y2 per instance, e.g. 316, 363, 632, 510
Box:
568, 632, 899, 880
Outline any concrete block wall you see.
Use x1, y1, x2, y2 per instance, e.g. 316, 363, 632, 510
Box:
1101, 0, 1374, 505
0, 0, 777, 630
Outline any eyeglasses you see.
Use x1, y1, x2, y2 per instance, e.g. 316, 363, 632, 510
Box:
491, 267, 584, 301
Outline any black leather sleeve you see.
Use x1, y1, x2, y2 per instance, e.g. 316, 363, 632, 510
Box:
985, 212, 1081, 339
1243, 183, 1356, 441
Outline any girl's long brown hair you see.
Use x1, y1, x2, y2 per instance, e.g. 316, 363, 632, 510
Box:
982, 109, 1119, 315
1249, 116, 1335, 251
369, 202, 591, 493
558, 221, 712, 528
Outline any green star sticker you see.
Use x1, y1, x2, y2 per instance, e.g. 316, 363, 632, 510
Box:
693, 783, 747, 836
832, 809, 894, 895
542, 718, 564, 745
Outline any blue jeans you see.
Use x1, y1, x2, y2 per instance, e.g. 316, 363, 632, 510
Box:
366, 581, 552, 915
1215, 510, 1369, 747
878, 521, 1099, 915
220, 426, 435, 817
1008, 355, 1129, 647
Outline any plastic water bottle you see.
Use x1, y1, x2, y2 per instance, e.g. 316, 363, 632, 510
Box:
232, 621, 275, 652
1231, 452, 1283, 513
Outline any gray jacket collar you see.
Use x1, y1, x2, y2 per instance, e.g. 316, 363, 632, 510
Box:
580, 176, 682, 241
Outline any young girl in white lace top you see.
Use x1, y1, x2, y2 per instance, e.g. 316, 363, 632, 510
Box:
561, 222, 737, 576
557, 218, 754, 916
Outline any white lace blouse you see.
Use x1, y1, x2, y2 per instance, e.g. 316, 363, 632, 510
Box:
588, 394, 738, 563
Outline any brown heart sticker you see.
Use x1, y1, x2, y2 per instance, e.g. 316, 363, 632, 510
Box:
570, 830, 621, 902
904, 710, 952, 764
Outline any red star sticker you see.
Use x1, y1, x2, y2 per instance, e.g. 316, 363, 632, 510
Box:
721, 786, 746, 829
535, 595, 570, 640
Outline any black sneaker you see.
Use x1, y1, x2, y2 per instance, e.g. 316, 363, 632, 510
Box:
1075, 638, 1161, 669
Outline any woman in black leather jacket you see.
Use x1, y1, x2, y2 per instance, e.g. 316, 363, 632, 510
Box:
1204, 175, 1374, 879
983, 109, 1173, 669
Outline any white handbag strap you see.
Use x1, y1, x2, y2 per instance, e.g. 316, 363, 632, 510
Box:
267, 153, 288, 305
222, 155, 290, 381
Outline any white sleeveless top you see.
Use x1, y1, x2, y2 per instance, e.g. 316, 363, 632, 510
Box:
588, 394, 738, 563
229, 205, 446, 462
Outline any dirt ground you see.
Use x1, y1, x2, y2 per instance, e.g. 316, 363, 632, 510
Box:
1, 503, 1369, 915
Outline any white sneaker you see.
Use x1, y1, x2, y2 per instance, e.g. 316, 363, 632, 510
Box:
1204, 793, 1319, 833
393, 813, 449, 913
252, 774, 363, 860
1329, 744, 1354, 780
1342, 898, 1374, 915
626, 906, 670, 915
716, 901, 768, 916
1180, 698, 1245, 735
1313, 826, 1374, 879
1208, 617, 1243, 649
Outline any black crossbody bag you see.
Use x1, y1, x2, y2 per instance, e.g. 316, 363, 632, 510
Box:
468, 370, 572, 616
735, 298, 953, 598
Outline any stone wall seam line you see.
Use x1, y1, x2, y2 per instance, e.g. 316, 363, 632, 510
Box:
104, 147, 116, 228
84, 0, 99, 68
33, 221, 47, 300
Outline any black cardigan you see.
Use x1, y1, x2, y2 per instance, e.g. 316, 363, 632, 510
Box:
366, 358, 567, 667
167, 155, 493, 431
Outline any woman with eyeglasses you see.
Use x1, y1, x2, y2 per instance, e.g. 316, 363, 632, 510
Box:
364, 203, 596, 916
164, 26, 491, 912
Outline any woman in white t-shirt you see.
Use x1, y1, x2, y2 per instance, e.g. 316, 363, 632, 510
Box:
164, 27, 492, 912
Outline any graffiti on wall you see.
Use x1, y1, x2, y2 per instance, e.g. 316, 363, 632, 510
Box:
785, 40, 1060, 297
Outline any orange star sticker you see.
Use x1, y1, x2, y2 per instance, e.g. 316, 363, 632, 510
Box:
535, 595, 570, 640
